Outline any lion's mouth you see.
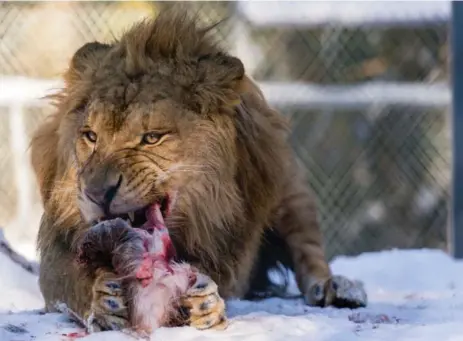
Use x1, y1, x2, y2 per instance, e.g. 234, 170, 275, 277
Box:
92, 195, 170, 233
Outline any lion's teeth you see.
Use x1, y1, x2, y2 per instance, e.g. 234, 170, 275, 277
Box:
128, 212, 135, 222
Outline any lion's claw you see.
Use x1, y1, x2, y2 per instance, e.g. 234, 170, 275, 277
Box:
180, 273, 228, 330
306, 275, 367, 309
87, 269, 130, 332
190, 310, 228, 330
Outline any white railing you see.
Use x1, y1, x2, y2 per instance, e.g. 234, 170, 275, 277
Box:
258, 81, 450, 109
0, 77, 60, 240
0, 76, 59, 261
0, 76, 451, 109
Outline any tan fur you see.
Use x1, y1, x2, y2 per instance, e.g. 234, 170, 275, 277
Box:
30, 9, 334, 322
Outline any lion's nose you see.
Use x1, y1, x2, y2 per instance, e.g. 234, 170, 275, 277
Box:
84, 172, 123, 212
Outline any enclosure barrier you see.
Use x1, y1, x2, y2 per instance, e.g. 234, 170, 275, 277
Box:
0, 0, 458, 258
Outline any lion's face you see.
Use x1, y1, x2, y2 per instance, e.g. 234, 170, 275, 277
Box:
74, 86, 236, 229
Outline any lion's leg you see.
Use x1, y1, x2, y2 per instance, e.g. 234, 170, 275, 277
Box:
40, 250, 130, 332
171, 221, 264, 330
273, 164, 367, 308
86, 269, 131, 331
40, 247, 132, 332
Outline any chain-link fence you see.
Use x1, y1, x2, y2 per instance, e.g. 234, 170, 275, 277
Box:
0, 1, 452, 260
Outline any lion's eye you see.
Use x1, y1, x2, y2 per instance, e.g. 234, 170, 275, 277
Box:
142, 132, 163, 145
82, 130, 97, 143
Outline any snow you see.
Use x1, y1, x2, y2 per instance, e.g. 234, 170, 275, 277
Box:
0, 252, 42, 313
1, 247, 463, 341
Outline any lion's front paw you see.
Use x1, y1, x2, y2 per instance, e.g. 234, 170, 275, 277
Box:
86, 269, 130, 332
305, 275, 367, 309
179, 273, 228, 330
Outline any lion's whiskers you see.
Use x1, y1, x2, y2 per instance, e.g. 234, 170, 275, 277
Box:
156, 164, 210, 186
50, 187, 77, 196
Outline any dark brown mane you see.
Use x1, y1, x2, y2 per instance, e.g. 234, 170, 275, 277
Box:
62, 9, 245, 116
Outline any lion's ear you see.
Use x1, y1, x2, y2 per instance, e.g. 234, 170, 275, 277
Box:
197, 52, 245, 89
194, 53, 245, 112
66, 42, 111, 83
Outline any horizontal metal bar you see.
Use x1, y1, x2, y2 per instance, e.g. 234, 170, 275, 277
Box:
0, 76, 60, 106
260, 81, 450, 109
237, 1, 451, 28
0, 77, 450, 109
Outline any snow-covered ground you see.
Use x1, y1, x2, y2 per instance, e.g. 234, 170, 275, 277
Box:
1, 246, 463, 341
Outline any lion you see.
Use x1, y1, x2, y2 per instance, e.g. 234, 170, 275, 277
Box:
30, 9, 367, 332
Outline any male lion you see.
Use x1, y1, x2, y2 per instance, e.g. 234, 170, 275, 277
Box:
30, 10, 367, 332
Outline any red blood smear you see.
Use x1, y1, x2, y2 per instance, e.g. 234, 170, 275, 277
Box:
61, 331, 88, 339
135, 254, 173, 288
188, 271, 197, 287
136, 253, 154, 287
134, 203, 177, 287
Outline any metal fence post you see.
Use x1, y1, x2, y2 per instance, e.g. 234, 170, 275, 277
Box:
451, 1, 463, 258
9, 103, 33, 243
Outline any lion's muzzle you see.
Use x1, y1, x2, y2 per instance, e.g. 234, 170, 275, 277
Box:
78, 159, 171, 233
84, 173, 123, 215
80, 162, 124, 218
